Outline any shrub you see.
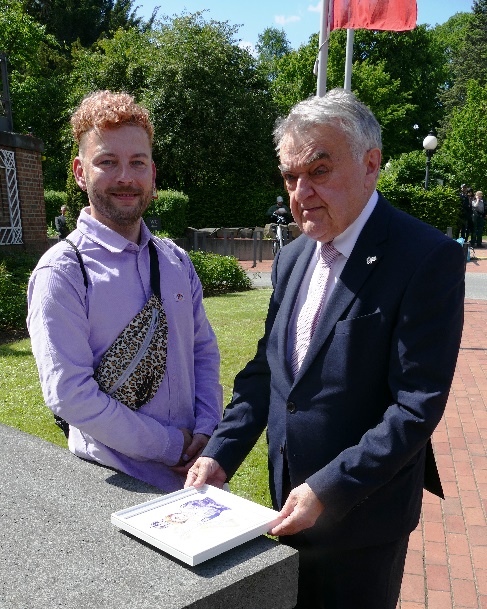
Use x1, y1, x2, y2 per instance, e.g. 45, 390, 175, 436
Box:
378, 155, 460, 234
44, 190, 67, 231
377, 180, 460, 234
185, 183, 286, 230
0, 252, 40, 332
188, 251, 252, 295
65, 142, 88, 232
144, 190, 189, 238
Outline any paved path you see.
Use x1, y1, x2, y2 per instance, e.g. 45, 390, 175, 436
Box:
241, 253, 487, 300
239, 253, 487, 608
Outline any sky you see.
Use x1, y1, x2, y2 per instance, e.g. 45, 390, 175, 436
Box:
137, 0, 473, 51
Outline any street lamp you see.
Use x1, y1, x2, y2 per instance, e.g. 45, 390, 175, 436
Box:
423, 130, 438, 190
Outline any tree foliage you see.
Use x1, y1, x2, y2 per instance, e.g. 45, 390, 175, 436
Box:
271, 26, 446, 160
20, 0, 155, 49
270, 33, 319, 114
441, 0, 487, 115
67, 13, 280, 228
255, 27, 292, 81
349, 26, 448, 151
0, 0, 482, 229
442, 79, 487, 192
0, 0, 69, 186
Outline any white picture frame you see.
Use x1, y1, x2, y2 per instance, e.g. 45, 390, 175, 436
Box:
111, 484, 281, 566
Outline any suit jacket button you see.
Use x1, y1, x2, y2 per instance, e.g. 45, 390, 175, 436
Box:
286, 401, 296, 413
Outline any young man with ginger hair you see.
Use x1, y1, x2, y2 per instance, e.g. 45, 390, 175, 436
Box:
28, 90, 223, 491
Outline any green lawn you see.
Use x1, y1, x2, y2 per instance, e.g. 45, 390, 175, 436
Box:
0, 288, 273, 507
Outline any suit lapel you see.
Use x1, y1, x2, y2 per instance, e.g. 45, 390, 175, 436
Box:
275, 238, 316, 385
293, 196, 390, 384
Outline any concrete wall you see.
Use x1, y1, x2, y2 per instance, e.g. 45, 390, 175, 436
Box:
0, 424, 299, 608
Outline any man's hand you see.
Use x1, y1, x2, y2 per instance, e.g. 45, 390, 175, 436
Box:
171, 433, 210, 475
172, 427, 193, 469
184, 456, 227, 489
270, 482, 324, 536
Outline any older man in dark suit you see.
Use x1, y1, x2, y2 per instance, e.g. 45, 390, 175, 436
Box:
186, 89, 464, 609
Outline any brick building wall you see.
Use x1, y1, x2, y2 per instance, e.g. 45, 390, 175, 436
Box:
0, 131, 48, 253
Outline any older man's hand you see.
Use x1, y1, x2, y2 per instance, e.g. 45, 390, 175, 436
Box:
184, 456, 227, 489
270, 482, 324, 536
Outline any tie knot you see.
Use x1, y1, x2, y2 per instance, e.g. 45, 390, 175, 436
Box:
320, 241, 339, 267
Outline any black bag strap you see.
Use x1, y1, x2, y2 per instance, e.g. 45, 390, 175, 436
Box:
55, 238, 161, 437
147, 240, 161, 299
64, 238, 160, 297
64, 238, 89, 290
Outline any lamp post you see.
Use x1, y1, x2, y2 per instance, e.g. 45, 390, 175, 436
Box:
423, 130, 438, 190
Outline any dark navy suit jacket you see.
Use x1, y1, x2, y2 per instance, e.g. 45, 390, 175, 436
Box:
204, 194, 465, 549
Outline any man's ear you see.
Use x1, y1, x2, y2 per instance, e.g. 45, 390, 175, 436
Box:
365, 148, 382, 176
73, 157, 86, 191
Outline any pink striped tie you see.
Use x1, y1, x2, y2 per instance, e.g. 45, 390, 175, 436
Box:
291, 241, 339, 375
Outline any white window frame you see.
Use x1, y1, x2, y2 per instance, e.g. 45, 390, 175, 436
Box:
0, 148, 22, 245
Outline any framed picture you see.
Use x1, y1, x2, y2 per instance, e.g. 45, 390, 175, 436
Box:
111, 484, 281, 566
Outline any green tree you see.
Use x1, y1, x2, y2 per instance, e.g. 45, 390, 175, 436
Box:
21, 0, 155, 49
144, 14, 279, 227
0, 0, 68, 187
347, 26, 449, 152
345, 60, 415, 160
442, 79, 487, 192
255, 27, 292, 81
441, 1, 487, 114
271, 27, 438, 160
432, 11, 472, 78
67, 14, 280, 228
270, 33, 319, 114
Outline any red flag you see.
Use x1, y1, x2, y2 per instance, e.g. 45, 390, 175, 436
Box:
331, 0, 417, 31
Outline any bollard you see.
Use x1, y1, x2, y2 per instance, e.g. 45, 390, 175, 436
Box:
252, 230, 264, 268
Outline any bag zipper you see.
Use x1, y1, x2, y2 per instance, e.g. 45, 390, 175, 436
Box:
108, 304, 160, 395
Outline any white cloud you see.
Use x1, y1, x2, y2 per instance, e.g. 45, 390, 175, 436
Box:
275, 14, 301, 25
308, 2, 322, 12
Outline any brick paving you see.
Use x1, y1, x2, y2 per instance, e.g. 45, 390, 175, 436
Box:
239, 252, 487, 608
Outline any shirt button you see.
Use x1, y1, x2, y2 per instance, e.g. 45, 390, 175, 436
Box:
286, 401, 296, 413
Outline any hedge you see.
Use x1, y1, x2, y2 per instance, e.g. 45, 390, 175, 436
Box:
188, 251, 252, 295
0, 252, 40, 332
0, 248, 252, 333
144, 190, 189, 238
184, 183, 286, 230
377, 181, 460, 235
44, 190, 67, 230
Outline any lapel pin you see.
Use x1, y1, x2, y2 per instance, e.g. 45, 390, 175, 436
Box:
366, 256, 377, 265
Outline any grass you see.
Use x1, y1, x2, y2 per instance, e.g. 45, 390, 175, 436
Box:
0, 338, 64, 445
0, 288, 274, 508
204, 289, 272, 507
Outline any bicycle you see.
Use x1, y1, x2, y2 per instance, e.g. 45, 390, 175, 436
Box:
271, 218, 291, 256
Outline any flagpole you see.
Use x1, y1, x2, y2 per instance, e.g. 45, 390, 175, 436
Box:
344, 29, 354, 91
316, 0, 331, 97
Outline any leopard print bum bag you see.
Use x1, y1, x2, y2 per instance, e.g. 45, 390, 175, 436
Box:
66, 239, 168, 411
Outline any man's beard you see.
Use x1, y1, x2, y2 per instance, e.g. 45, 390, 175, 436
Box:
87, 182, 152, 228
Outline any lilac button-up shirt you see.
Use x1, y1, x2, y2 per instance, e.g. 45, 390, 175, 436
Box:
27, 209, 223, 491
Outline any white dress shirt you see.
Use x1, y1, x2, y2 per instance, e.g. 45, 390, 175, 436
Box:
287, 191, 379, 367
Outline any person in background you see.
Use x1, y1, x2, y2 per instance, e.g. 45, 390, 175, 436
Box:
186, 89, 464, 609
267, 195, 291, 222
27, 90, 223, 492
54, 205, 69, 240
471, 190, 485, 248
459, 184, 472, 242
